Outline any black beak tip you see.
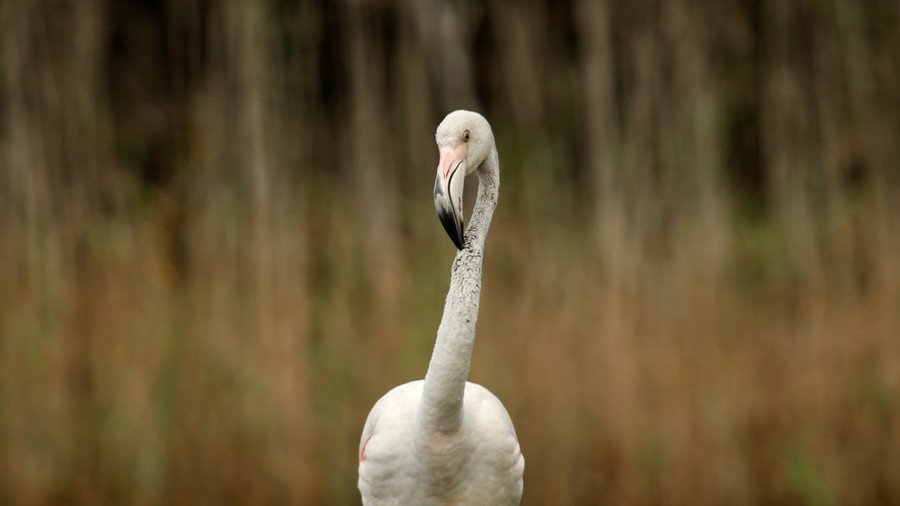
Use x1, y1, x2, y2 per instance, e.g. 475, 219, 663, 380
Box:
436, 207, 465, 250
451, 230, 465, 250
444, 220, 465, 250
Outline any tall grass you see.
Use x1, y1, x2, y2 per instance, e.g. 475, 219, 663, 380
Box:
1, 0, 899, 504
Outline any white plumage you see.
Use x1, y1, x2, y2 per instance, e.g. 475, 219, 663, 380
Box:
358, 111, 524, 505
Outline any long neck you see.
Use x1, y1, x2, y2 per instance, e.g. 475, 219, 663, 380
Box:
418, 146, 499, 434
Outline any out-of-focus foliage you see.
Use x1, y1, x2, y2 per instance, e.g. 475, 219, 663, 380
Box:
1, 0, 898, 504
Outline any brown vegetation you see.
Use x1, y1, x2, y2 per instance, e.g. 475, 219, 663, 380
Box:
1, 0, 898, 504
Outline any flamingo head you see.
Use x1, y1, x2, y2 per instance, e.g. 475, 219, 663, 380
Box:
433, 110, 494, 250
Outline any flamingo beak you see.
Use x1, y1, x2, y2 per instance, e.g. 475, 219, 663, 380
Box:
434, 145, 467, 250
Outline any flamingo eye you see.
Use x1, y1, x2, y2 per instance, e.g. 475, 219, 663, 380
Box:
463, 130, 470, 142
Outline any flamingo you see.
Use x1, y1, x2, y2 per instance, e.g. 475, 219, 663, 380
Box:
358, 110, 524, 504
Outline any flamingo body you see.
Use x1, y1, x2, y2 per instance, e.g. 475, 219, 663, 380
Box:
358, 381, 523, 504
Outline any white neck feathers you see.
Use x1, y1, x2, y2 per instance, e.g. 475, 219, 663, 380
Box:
417, 146, 499, 434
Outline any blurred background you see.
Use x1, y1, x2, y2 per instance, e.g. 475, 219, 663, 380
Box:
1, 0, 899, 504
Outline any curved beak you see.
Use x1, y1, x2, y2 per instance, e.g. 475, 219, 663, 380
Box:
434, 145, 467, 250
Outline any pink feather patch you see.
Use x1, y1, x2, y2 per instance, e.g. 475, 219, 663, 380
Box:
359, 433, 374, 463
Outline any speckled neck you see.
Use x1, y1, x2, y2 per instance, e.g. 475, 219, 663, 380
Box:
418, 146, 499, 434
